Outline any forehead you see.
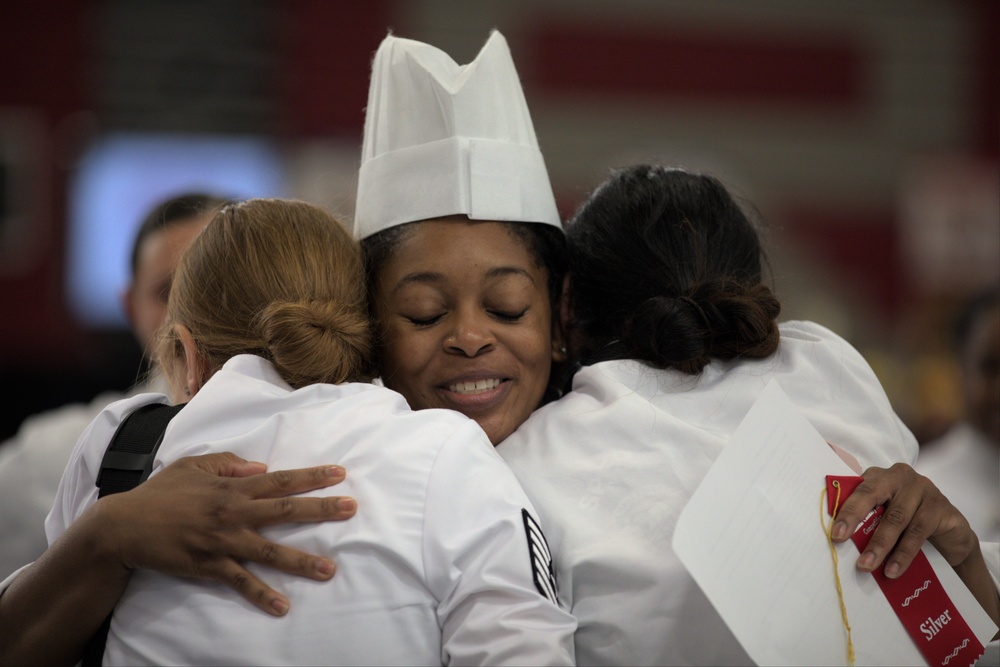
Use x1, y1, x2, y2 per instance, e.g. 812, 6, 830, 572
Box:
381, 218, 544, 282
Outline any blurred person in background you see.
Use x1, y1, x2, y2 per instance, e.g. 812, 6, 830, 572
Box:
0, 192, 226, 578
916, 286, 1000, 544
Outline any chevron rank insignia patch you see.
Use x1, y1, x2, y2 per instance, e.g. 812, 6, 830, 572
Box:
522, 508, 560, 606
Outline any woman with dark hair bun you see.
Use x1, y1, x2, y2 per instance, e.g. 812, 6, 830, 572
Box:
498, 164, 999, 665
564, 165, 780, 373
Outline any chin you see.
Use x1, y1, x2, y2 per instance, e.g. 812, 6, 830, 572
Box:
480, 422, 509, 447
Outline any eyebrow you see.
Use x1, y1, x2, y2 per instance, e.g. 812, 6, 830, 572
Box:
392, 266, 536, 295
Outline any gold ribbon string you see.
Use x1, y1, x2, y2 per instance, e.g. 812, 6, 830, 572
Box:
821, 480, 856, 666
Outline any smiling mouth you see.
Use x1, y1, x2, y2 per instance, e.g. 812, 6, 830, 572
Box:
448, 378, 502, 395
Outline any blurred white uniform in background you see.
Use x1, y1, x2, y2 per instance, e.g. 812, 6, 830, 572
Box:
0, 375, 165, 579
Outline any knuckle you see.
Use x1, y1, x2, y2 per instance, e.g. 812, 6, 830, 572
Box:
258, 542, 279, 564
274, 496, 296, 517
270, 469, 294, 490
888, 461, 912, 476
208, 498, 234, 525
902, 522, 929, 543
230, 570, 251, 593
853, 478, 880, 497
945, 506, 971, 534
882, 505, 909, 529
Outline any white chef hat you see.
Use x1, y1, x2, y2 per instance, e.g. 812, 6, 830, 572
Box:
353, 30, 561, 240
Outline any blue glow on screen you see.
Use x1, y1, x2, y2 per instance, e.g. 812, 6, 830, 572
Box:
67, 133, 286, 327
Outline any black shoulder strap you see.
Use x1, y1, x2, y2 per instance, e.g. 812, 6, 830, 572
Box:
82, 401, 183, 667
96, 402, 184, 498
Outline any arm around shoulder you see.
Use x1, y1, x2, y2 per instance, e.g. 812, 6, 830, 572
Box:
0, 451, 359, 666
0, 496, 131, 666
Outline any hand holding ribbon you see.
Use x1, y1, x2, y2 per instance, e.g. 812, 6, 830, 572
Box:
829, 463, 1000, 640
830, 463, 974, 577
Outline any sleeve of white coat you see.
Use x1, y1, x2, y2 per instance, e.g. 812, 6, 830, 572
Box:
0, 392, 120, 580
421, 421, 576, 666
44, 395, 163, 546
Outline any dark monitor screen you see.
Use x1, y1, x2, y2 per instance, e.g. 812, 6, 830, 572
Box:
66, 132, 286, 328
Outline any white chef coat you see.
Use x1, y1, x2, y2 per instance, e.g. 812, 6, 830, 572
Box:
916, 422, 1000, 545
0, 374, 167, 580
498, 320, 920, 666
47, 355, 576, 667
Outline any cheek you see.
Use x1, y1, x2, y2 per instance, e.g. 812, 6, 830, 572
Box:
373, 306, 404, 370
378, 327, 409, 374
513, 315, 554, 389
378, 323, 433, 385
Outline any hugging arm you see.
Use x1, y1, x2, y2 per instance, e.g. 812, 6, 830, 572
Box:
0, 453, 356, 666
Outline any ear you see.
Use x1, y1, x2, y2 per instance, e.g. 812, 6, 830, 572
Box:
550, 274, 571, 363
174, 323, 208, 399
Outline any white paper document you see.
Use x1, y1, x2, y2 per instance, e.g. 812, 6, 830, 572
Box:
672, 380, 998, 666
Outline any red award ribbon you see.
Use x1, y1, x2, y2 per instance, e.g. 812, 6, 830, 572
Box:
825, 475, 985, 667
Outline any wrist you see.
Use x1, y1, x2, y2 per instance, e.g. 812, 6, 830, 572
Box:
951, 540, 1000, 630
83, 495, 136, 577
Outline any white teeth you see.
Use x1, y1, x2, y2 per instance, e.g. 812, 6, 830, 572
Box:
449, 378, 501, 395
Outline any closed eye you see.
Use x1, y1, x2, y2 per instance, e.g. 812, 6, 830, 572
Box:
407, 314, 444, 326
490, 308, 527, 322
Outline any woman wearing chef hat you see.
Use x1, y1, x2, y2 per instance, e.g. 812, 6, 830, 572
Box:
354, 30, 570, 447
0, 30, 575, 666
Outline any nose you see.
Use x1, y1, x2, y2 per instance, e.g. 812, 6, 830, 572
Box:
445, 309, 496, 357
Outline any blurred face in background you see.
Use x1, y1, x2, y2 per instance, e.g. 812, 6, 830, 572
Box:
122, 214, 212, 354
962, 304, 1000, 444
